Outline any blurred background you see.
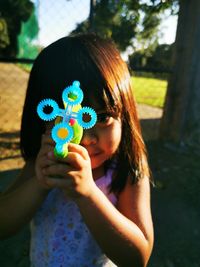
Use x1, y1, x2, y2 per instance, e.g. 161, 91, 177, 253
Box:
0, 0, 199, 266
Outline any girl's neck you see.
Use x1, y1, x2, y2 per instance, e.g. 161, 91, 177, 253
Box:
92, 165, 105, 181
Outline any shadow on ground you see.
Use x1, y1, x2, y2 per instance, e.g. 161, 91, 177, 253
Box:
148, 141, 200, 267
0, 119, 200, 267
0, 131, 20, 139
0, 131, 21, 161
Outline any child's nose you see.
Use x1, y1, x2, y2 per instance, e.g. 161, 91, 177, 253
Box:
80, 129, 97, 146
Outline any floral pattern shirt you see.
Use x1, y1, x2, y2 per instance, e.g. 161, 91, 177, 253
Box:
30, 169, 118, 267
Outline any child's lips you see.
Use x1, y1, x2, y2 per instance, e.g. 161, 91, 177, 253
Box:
83, 146, 103, 158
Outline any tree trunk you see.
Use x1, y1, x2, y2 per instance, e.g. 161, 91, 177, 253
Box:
160, 0, 200, 146
89, 0, 96, 31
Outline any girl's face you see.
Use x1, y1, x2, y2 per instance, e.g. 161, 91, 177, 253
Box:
80, 111, 122, 170
45, 110, 122, 174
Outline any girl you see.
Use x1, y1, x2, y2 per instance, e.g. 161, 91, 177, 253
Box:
0, 33, 154, 267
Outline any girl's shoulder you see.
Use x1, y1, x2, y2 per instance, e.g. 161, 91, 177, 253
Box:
95, 167, 118, 206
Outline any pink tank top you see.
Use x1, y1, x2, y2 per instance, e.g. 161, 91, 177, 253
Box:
30, 169, 117, 267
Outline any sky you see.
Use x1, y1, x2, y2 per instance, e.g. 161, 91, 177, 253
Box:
33, 0, 178, 50
34, 0, 90, 46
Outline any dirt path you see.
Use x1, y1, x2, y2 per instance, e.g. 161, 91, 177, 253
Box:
0, 63, 28, 171
0, 63, 28, 131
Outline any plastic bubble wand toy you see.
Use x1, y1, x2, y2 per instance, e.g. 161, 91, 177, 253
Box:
37, 81, 97, 158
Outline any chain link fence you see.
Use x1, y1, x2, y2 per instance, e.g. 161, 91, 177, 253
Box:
1, 4, 198, 267
0, 0, 169, 173
0, 0, 91, 173
0, 1, 171, 266
0, 0, 169, 171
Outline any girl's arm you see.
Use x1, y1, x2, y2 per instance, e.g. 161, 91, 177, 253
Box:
42, 143, 153, 267
0, 132, 57, 239
76, 175, 154, 267
0, 161, 49, 239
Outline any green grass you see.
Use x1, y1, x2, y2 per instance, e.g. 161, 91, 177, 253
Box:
17, 63, 33, 73
131, 76, 168, 108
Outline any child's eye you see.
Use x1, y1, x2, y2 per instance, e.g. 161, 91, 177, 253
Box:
97, 113, 112, 124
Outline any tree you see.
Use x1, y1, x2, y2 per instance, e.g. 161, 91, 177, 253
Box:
0, 0, 34, 57
18, 10, 39, 59
129, 43, 174, 71
0, 18, 9, 48
71, 0, 179, 52
160, 0, 200, 146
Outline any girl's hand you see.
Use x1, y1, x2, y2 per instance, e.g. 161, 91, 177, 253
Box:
35, 131, 56, 190
42, 143, 97, 200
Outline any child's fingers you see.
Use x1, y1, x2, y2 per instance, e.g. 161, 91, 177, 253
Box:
68, 143, 89, 160
65, 152, 86, 169
39, 155, 56, 169
41, 133, 54, 146
45, 128, 52, 135
43, 163, 71, 177
48, 143, 89, 162
47, 150, 86, 169
38, 144, 55, 159
44, 176, 72, 189
39, 133, 55, 155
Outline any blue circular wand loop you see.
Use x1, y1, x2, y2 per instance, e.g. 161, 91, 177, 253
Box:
77, 107, 97, 129
37, 99, 59, 121
36, 80, 98, 159
52, 122, 73, 144
62, 81, 83, 106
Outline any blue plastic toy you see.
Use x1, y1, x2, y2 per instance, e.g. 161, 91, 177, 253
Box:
37, 81, 97, 158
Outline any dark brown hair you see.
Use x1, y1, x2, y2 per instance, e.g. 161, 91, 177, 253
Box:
20, 33, 150, 193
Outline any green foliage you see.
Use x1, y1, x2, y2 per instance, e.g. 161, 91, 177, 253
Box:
17, 63, 33, 72
148, 44, 174, 70
72, 0, 140, 51
71, 0, 179, 52
129, 43, 174, 71
18, 11, 40, 59
0, 18, 10, 48
0, 0, 34, 57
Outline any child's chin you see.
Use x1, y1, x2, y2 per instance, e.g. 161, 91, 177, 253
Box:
91, 162, 101, 170
90, 158, 103, 170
